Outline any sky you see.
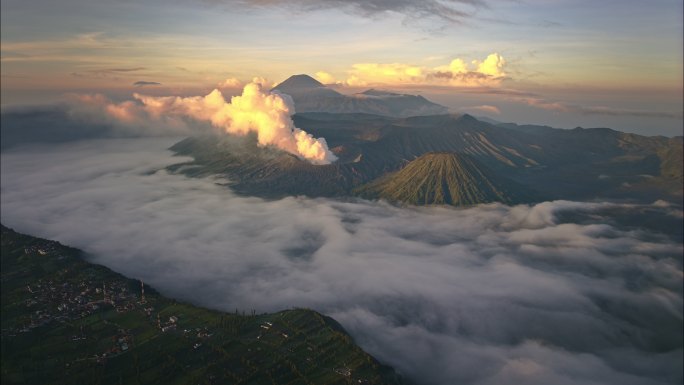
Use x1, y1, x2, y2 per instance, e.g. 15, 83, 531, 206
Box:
1, 138, 682, 385
1, 0, 683, 135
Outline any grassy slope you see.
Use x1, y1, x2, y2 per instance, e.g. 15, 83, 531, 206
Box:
1, 225, 404, 385
356, 152, 536, 206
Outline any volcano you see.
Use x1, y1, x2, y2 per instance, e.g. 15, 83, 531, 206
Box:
272, 74, 448, 117
356, 152, 535, 206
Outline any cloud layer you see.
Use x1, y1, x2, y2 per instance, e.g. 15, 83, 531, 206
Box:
517, 96, 684, 120
1, 138, 682, 385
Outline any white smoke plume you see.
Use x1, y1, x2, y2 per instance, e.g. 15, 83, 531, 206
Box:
132, 81, 337, 164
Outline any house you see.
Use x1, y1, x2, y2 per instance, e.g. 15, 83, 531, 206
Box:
161, 324, 177, 332
334, 367, 352, 377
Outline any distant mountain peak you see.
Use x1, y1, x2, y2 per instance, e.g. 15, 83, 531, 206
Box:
271, 74, 447, 117
273, 74, 325, 90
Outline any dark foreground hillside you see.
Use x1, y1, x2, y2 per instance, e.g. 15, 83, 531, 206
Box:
0, 225, 404, 385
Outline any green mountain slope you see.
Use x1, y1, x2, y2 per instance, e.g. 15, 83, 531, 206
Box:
168, 113, 682, 204
356, 152, 534, 206
0, 225, 405, 385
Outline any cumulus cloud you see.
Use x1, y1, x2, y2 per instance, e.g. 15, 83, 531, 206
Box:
314, 71, 337, 85
250, 76, 275, 89
217, 77, 243, 89
1, 138, 681, 385
330, 53, 508, 88
432, 53, 506, 82
475, 52, 506, 77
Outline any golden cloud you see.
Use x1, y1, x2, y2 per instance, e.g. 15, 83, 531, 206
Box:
326, 53, 508, 88
314, 71, 337, 85
217, 77, 243, 89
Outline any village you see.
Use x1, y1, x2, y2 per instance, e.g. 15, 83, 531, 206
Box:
2, 242, 193, 364
2, 235, 380, 384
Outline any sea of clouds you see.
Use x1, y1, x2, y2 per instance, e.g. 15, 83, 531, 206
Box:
1, 138, 682, 385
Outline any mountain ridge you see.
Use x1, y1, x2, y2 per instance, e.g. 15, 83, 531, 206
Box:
272, 74, 448, 117
169, 112, 682, 205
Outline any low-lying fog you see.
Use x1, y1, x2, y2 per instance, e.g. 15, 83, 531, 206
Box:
1, 138, 682, 385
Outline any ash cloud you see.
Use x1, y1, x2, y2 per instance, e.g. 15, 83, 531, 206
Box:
130, 81, 337, 164
1, 138, 682, 385
1, 82, 337, 165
